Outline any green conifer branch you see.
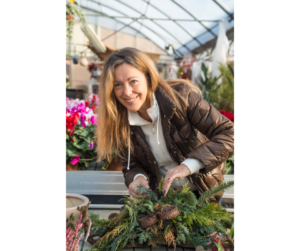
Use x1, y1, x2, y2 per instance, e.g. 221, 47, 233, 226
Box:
197, 181, 234, 205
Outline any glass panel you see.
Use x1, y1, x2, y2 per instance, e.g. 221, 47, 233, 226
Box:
153, 20, 194, 44
196, 31, 214, 44
144, 4, 168, 19
139, 26, 167, 49
118, 0, 149, 15
101, 0, 141, 18
185, 39, 201, 50
173, 0, 228, 20
213, 0, 234, 14
99, 16, 118, 31
149, 0, 194, 20
176, 21, 207, 38
177, 47, 190, 55
100, 6, 126, 17
142, 20, 183, 46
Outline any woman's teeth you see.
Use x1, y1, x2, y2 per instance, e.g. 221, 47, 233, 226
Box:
125, 95, 138, 103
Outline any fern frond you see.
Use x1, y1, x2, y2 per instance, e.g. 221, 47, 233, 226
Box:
198, 181, 234, 205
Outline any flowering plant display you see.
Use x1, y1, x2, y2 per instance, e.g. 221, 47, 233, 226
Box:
66, 95, 99, 168
66, 213, 84, 251
220, 110, 234, 122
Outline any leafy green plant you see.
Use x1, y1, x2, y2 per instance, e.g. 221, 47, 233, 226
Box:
86, 179, 234, 251
66, 1, 87, 41
198, 63, 222, 102
66, 124, 97, 168
225, 155, 234, 174
197, 62, 234, 113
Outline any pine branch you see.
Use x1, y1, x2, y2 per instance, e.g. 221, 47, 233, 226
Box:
198, 181, 234, 205
135, 183, 158, 203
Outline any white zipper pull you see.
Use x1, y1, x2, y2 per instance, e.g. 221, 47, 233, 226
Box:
152, 123, 155, 134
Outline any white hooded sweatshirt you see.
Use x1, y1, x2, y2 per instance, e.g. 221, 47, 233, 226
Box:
127, 93, 204, 191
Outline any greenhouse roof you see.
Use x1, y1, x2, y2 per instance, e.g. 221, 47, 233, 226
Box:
77, 0, 234, 56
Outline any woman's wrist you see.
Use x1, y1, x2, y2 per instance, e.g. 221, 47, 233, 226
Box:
133, 173, 148, 183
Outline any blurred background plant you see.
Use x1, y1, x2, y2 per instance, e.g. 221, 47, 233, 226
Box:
197, 62, 234, 113
225, 155, 234, 174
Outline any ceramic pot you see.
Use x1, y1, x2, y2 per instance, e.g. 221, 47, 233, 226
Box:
66, 163, 78, 171
66, 193, 89, 220
108, 156, 123, 171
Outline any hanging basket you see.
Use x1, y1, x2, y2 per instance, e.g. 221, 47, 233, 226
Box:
66, 13, 74, 22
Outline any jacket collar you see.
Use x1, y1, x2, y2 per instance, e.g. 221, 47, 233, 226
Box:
154, 84, 176, 119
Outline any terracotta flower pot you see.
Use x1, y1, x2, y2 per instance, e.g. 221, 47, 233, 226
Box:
66, 163, 78, 171
108, 156, 123, 171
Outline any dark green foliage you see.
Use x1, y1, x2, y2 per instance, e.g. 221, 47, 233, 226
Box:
86, 180, 234, 251
225, 155, 234, 174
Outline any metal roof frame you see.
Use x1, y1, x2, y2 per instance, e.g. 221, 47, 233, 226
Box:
80, 5, 171, 54
94, 0, 190, 53
79, 0, 234, 56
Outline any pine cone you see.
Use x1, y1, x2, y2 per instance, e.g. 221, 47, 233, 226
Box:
108, 213, 118, 219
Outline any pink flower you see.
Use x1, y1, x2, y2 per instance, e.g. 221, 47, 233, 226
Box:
90, 115, 97, 125
71, 155, 80, 165
89, 141, 94, 149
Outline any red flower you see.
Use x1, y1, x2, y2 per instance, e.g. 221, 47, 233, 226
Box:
220, 110, 234, 122
69, 113, 80, 125
85, 100, 89, 108
91, 105, 96, 112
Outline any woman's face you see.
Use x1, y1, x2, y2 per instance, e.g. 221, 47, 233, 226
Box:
113, 63, 149, 112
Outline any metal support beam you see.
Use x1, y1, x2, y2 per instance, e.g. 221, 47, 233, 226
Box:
140, 0, 208, 53
212, 0, 234, 21
170, 0, 217, 38
111, 0, 189, 54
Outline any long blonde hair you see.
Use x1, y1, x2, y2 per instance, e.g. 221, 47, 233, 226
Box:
96, 47, 200, 161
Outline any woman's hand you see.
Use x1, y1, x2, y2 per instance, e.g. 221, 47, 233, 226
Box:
162, 164, 191, 197
128, 176, 150, 199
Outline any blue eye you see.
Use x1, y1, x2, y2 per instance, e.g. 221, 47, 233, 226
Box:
114, 83, 121, 87
131, 80, 137, 84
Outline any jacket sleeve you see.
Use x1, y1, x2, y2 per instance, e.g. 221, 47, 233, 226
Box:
119, 147, 150, 188
186, 90, 234, 173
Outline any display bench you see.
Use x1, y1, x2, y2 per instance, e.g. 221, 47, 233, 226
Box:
66, 171, 234, 212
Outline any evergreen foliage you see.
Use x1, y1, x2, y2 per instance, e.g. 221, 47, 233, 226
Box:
86, 180, 234, 251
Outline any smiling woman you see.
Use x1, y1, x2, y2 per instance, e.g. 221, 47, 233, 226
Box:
96, 47, 234, 202
113, 64, 151, 122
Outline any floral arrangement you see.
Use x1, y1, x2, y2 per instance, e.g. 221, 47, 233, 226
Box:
220, 110, 234, 122
66, 94, 99, 168
86, 179, 234, 251
66, 213, 84, 251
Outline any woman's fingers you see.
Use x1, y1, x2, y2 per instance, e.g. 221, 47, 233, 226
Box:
162, 172, 178, 197
128, 176, 150, 199
162, 164, 191, 197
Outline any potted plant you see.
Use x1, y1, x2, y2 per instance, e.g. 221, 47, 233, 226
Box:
66, 96, 98, 170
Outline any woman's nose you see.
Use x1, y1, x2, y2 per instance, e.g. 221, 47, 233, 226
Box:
123, 83, 133, 96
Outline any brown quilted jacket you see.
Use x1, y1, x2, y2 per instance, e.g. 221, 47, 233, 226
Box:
120, 83, 234, 201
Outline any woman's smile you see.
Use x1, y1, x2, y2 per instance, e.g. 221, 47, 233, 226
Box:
124, 94, 139, 104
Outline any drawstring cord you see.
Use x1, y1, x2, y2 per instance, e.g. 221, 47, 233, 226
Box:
157, 108, 160, 145
127, 127, 130, 170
